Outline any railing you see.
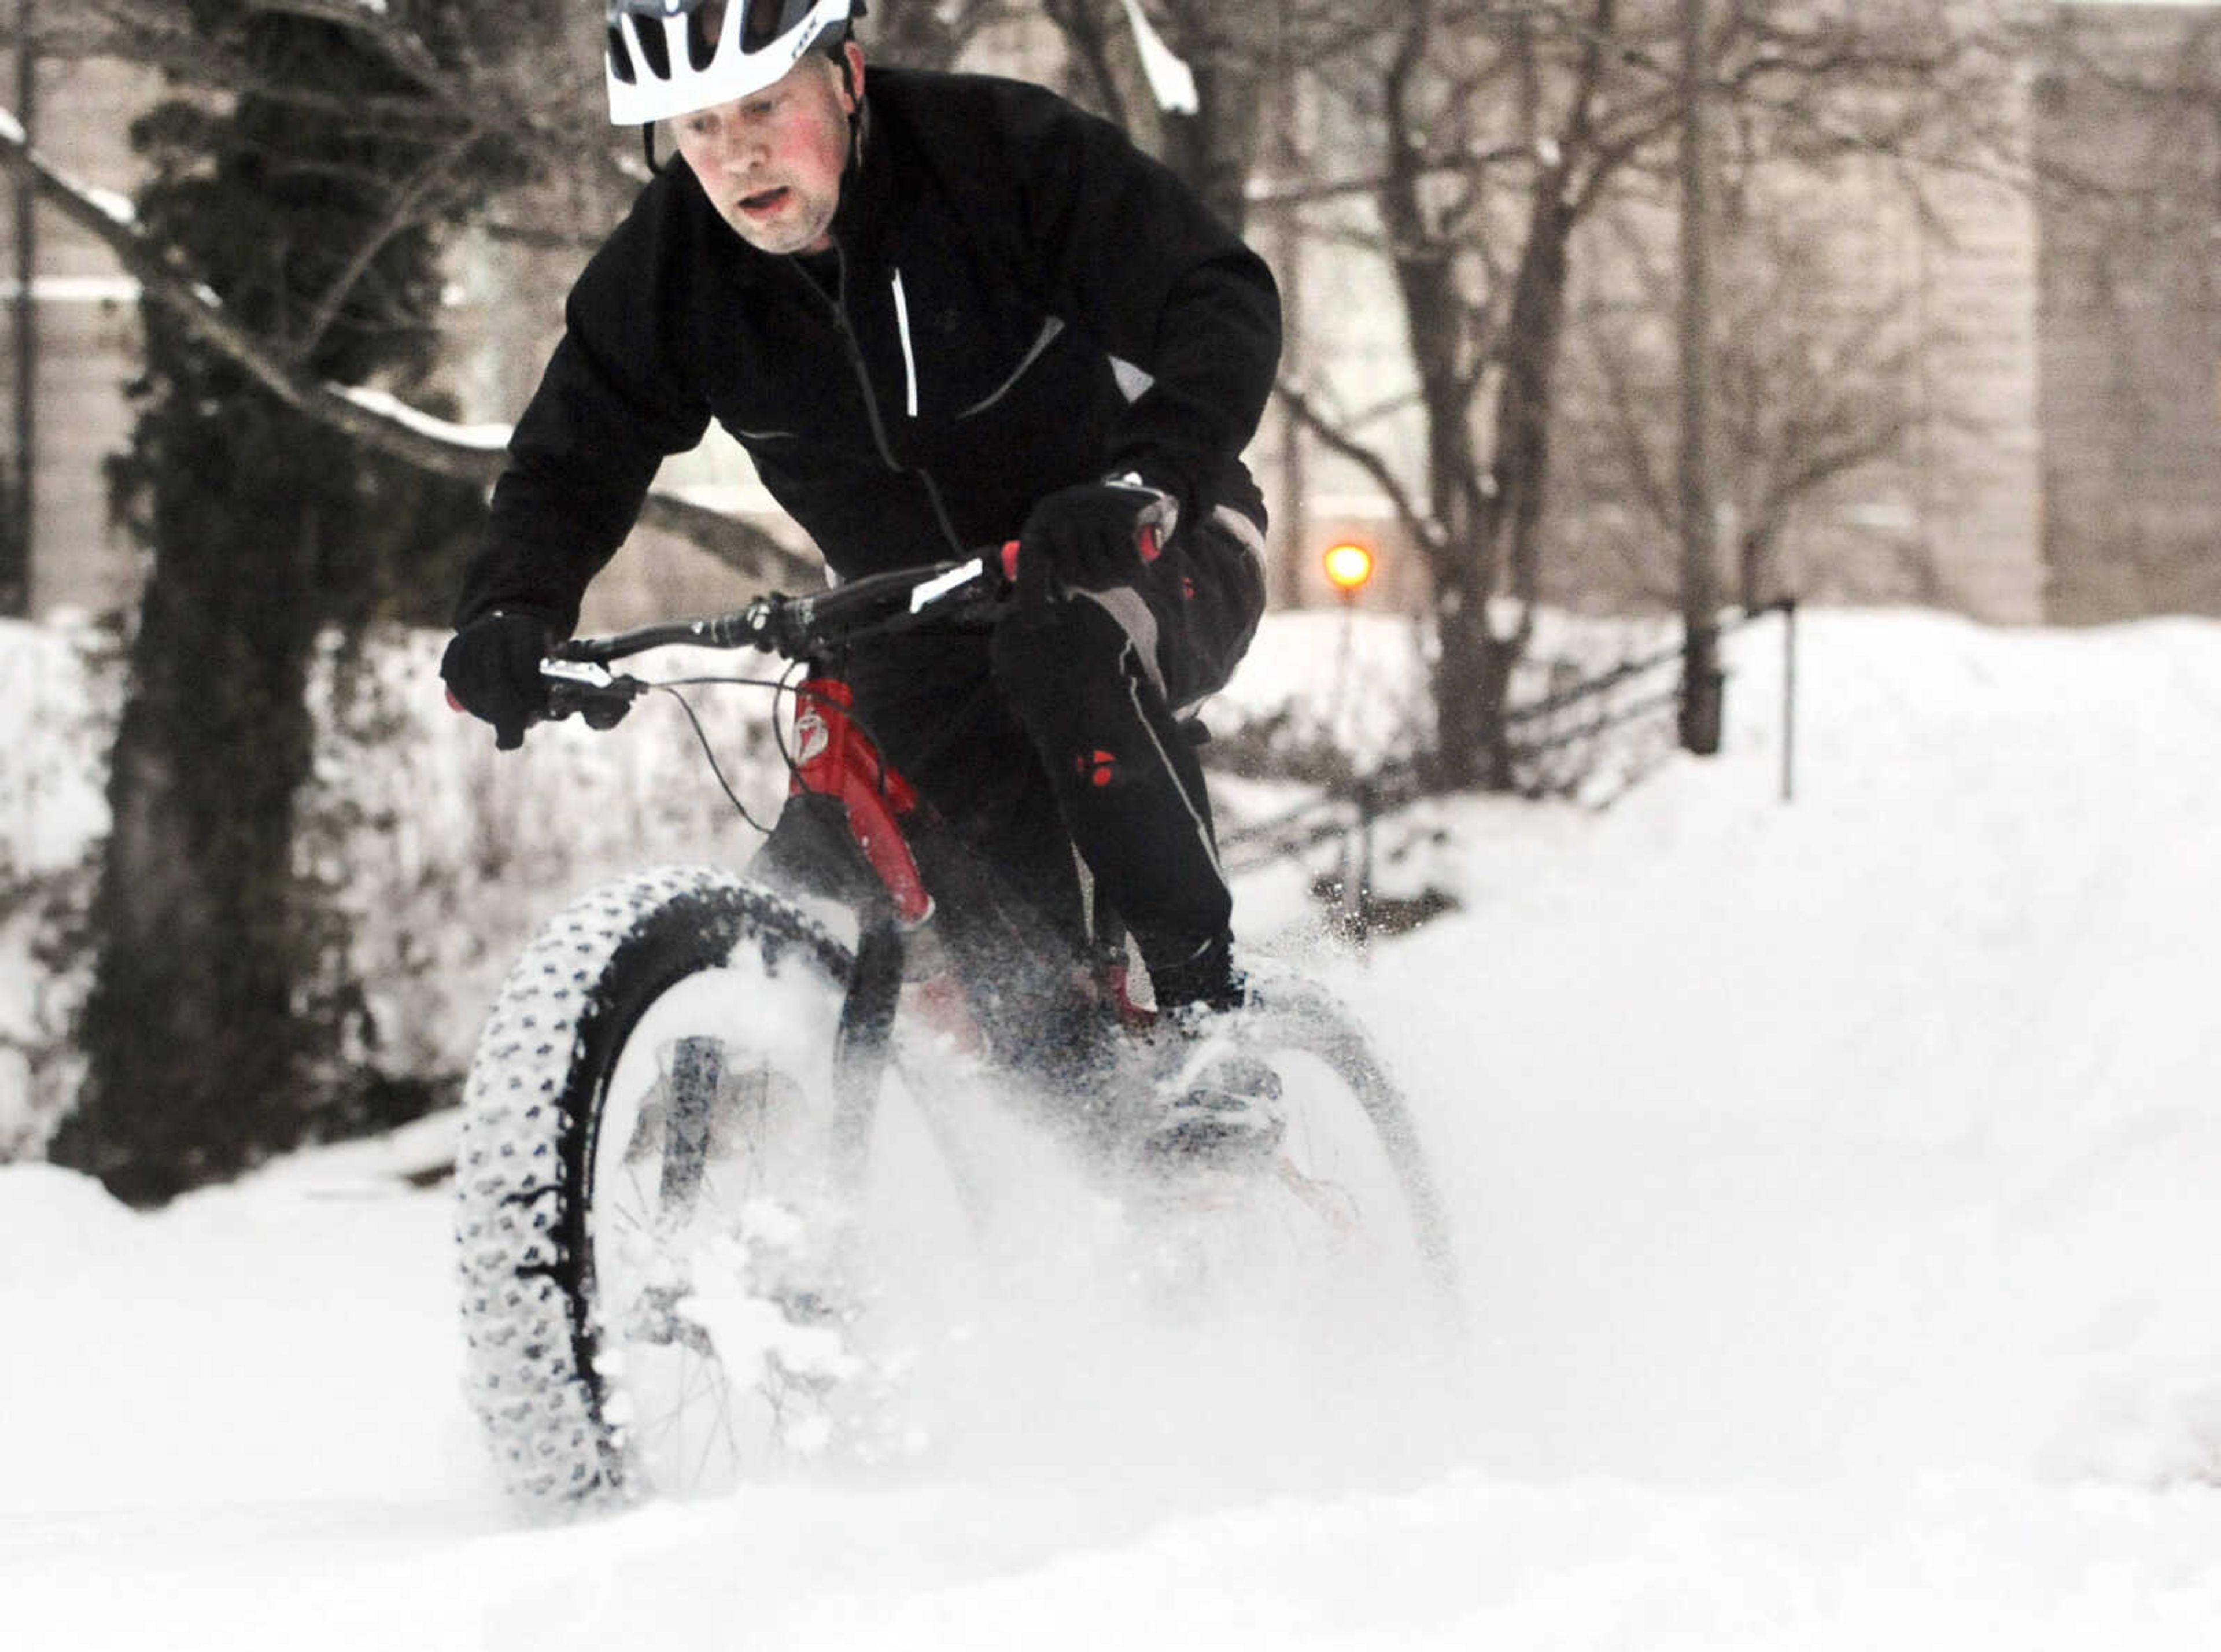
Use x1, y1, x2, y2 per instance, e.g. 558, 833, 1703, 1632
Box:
1218, 598, 1800, 933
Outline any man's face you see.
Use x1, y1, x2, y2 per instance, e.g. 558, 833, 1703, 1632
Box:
670, 42, 861, 257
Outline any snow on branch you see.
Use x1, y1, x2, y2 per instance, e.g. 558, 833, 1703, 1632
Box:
0, 105, 815, 586
0, 105, 507, 472
1116, 0, 1198, 116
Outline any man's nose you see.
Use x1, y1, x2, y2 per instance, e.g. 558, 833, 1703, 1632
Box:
713, 121, 766, 174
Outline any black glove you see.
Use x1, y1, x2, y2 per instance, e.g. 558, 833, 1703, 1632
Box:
441, 609, 552, 751
1015, 473, 1180, 609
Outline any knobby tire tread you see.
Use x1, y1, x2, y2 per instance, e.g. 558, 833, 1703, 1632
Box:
453, 866, 851, 1512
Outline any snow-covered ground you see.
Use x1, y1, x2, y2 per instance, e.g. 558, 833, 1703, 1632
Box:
5, 603, 2221, 1649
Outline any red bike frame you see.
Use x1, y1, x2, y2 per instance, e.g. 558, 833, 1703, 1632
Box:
785, 674, 934, 927
784, 670, 1154, 1031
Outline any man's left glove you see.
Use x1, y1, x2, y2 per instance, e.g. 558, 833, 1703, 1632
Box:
1016, 473, 1180, 608
441, 609, 552, 751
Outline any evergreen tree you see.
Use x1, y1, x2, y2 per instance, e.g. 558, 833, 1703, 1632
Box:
49, 3, 527, 1203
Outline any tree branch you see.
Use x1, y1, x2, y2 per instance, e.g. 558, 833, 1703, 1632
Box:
1274, 379, 1440, 559
240, 0, 449, 90
0, 110, 815, 587
287, 133, 474, 366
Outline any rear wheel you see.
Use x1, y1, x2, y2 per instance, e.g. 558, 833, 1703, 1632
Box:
453, 866, 861, 1511
1141, 967, 1463, 1347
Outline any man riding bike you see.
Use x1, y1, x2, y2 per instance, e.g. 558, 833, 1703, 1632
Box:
440, 0, 1285, 1164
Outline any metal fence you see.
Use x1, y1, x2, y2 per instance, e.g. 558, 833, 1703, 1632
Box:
1217, 599, 1800, 926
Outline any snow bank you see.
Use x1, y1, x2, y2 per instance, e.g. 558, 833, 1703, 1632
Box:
3, 603, 2220, 1648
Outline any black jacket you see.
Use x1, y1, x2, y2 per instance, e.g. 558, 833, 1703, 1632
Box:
456, 67, 1282, 635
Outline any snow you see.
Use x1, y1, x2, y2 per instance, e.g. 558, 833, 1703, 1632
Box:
1117, 0, 1200, 117
5, 601, 2221, 1647
338, 385, 512, 451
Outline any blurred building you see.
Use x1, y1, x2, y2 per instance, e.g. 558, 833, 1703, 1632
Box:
2, 49, 153, 616
2030, 3, 2221, 622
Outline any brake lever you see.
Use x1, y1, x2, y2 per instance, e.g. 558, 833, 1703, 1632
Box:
542, 658, 645, 730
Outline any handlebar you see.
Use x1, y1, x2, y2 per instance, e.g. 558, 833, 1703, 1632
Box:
536, 545, 1018, 728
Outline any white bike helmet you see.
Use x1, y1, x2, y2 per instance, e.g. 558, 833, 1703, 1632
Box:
606, 0, 859, 126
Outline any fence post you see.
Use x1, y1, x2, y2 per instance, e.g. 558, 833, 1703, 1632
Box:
1780, 596, 1798, 804
1337, 777, 1378, 950
8, 0, 39, 614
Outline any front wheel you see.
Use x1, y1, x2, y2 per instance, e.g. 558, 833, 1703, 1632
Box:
453, 866, 859, 1512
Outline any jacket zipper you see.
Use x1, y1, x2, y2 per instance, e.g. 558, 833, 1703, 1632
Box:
803, 246, 965, 556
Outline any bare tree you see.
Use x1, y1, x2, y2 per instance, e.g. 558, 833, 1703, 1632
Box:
1562, 179, 1945, 615
1042, 0, 1273, 234
869, 0, 1015, 72
1274, 0, 2023, 789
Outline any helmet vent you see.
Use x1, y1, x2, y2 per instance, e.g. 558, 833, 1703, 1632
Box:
604, 0, 853, 125
744, 0, 802, 53
687, 8, 719, 72
606, 24, 636, 85
633, 14, 673, 82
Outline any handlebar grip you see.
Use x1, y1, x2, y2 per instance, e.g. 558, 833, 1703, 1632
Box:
575, 694, 634, 732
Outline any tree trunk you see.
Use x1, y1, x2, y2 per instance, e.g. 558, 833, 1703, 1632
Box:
1677, 0, 1722, 755
6, 0, 36, 615
1161, 5, 1264, 235
1421, 191, 1578, 791
1425, 553, 1517, 791
865, 0, 966, 70
51, 404, 327, 1205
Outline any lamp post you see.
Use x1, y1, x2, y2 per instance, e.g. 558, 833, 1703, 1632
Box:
1322, 540, 1378, 942
8, 0, 36, 614
1677, 0, 1722, 754
1322, 537, 1375, 743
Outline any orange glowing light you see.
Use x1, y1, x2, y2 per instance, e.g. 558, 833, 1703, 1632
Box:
1323, 540, 1375, 593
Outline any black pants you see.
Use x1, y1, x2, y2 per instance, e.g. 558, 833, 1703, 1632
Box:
840, 511, 1265, 1010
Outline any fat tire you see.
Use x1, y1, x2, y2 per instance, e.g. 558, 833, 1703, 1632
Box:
1242, 969, 1463, 1321
452, 866, 852, 1513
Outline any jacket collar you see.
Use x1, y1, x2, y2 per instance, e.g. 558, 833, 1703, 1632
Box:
821, 85, 892, 270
